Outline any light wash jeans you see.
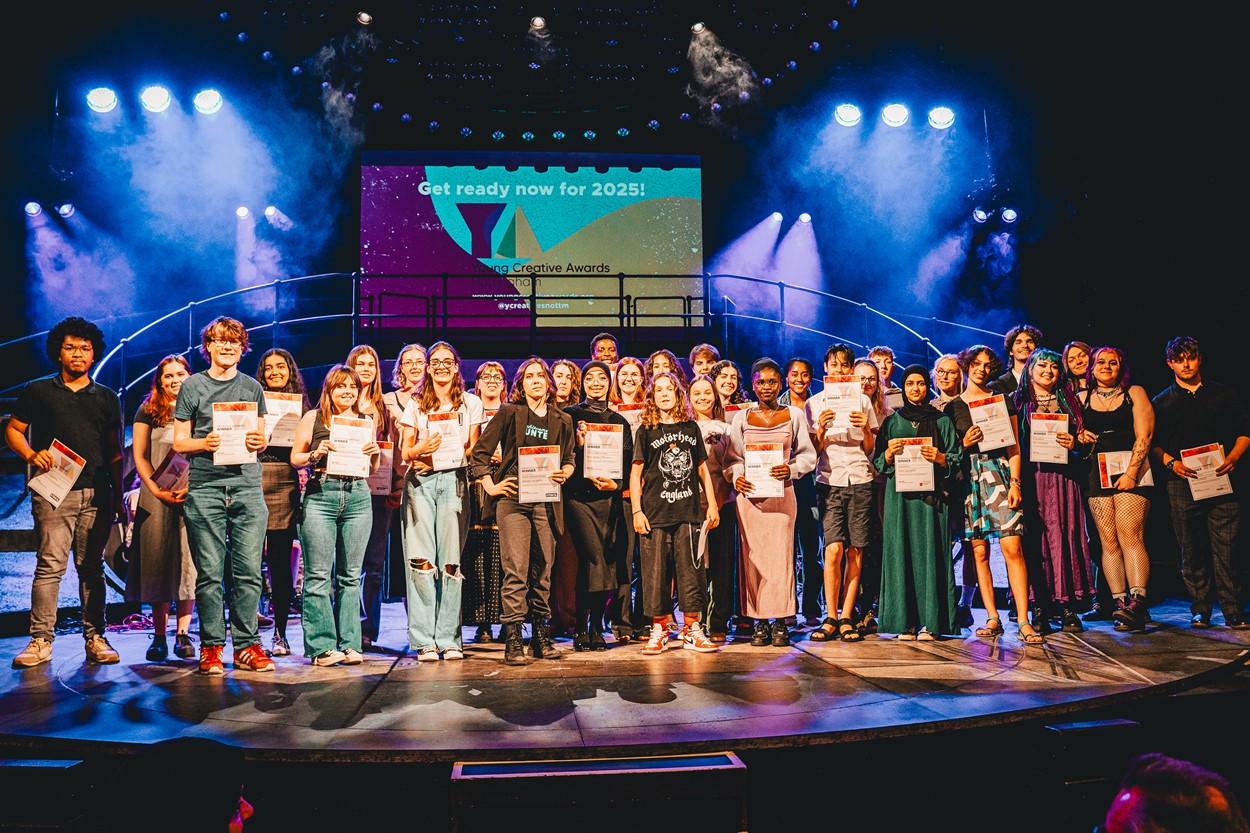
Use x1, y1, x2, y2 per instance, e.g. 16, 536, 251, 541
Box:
184, 482, 269, 649
29, 489, 112, 642
298, 475, 372, 657
402, 469, 469, 651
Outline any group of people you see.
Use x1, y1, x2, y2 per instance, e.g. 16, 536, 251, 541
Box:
8, 317, 1250, 674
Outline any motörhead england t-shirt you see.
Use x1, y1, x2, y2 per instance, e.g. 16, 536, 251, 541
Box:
633, 419, 707, 526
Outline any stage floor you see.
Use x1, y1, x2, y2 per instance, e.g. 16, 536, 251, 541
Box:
3, 598, 1247, 764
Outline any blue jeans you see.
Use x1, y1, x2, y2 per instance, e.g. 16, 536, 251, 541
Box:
29, 490, 112, 642
184, 482, 269, 649
298, 475, 372, 657
402, 469, 469, 651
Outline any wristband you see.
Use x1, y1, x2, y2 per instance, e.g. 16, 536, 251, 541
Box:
1166, 458, 1178, 471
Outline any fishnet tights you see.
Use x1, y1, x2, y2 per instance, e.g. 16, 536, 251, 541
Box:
1087, 492, 1151, 594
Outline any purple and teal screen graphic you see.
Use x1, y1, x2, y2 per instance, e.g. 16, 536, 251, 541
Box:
360, 151, 703, 328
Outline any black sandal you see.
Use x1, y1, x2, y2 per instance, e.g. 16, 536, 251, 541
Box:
838, 618, 863, 642
808, 617, 839, 641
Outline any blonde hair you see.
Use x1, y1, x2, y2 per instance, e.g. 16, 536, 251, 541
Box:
640, 372, 693, 428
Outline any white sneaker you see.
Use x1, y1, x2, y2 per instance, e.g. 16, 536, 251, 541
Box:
641, 623, 670, 655
681, 622, 719, 653
312, 649, 346, 666
341, 648, 363, 665
416, 647, 440, 662
443, 647, 464, 661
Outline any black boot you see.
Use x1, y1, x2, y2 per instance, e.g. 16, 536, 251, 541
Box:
503, 623, 526, 666
531, 618, 559, 658
750, 619, 772, 647
574, 609, 592, 652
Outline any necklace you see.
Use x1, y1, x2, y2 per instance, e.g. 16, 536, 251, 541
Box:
1094, 387, 1121, 399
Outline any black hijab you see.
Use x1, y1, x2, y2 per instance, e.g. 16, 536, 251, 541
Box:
896, 364, 944, 440
580, 360, 612, 412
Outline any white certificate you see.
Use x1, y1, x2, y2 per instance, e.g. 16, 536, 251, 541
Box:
894, 437, 935, 492
427, 411, 465, 470
212, 401, 259, 466
151, 448, 190, 492
28, 439, 85, 509
744, 442, 785, 498
482, 407, 499, 427
368, 440, 394, 496
967, 394, 1014, 452
1181, 443, 1233, 501
263, 392, 303, 447
325, 415, 373, 478
614, 403, 644, 430
518, 445, 561, 503
822, 375, 863, 438
1097, 451, 1155, 489
583, 423, 624, 479
1029, 412, 1068, 464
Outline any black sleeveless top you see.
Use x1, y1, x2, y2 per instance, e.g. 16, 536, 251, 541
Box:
1081, 390, 1152, 498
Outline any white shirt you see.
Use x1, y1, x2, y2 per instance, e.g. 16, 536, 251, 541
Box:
399, 391, 484, 467
804, 389, 880, 487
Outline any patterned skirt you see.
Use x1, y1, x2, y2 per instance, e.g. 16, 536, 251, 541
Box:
963, 452, 1025, 540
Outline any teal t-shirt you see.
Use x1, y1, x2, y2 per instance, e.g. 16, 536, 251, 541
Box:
173, 371, 268, 486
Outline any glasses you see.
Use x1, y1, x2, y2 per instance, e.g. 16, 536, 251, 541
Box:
399, 360, 425, 368
935, 370, 961, 377
63, 344, 94, 355
479, 374, 504, 382
211, 339, 242, 348
429, 359, 457, 369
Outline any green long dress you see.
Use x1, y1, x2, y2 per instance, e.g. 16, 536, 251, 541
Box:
874, 412, 963, 636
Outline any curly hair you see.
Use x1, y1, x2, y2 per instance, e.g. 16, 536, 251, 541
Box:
197, 317, 249, 362
644, 349, 688, 388
640, 371, 694, 428
46, 316, 106, 366
709, 359, 751, 405
1003, 324, 1044, 359
957, 344, 1005, 381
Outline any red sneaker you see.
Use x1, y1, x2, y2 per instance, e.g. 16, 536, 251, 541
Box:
233, 643, 275, 672
199, 645, 225, 676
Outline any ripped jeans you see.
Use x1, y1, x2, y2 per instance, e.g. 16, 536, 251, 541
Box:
402, 468, 470, 651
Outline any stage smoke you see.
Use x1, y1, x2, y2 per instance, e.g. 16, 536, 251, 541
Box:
686, 26, 760, 129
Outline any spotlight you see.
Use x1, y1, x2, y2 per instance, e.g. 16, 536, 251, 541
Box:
972, 207, 989, 224
57, 203, 75, 218
86, 87, 118, 113
927, 106, 955, 130
691, 22, 705, 33
236, 206, 250, 218
139, 85, 172, 113
193, 89, 223, 115
1000, 208, 1018, 224
881, 103, 909, 127
264, 206, 277, 218
356, 11, 372, 25
798, 212, 812, 224
771, 212, 783, 223
24, 202, 42, 217
833, 103, 861, 127
530, 16, 546, 30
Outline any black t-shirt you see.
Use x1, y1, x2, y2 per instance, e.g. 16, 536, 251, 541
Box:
12, 374, 121, 491
632, 419, 707, 526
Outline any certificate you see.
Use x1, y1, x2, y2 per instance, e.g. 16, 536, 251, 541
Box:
583, 423, 624, 479
894, 437, 935, 492
28, 439, 85, 509
263, 392, 303, 447
325, 415, 373, 478
482, 407, 499, 427
151, 448, 190, 492
821, 375, 863, 438
967, 394, 1014, 452
1029, 412, 1068, 464
1181, 443, 1233, 501
368, 440, 394, 496
212, 401, 259, 466
518, 445, 561, 503
614, 403, 644, 430
427, 411, 466, 470
744, 441, 784, 498
1097, 451, 1155, 489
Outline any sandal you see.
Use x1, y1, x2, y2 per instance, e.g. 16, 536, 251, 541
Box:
1018, 624, 1045, 645
838, 618, 862, 642
809, 617, 839, 641
975, 616, 1004, 637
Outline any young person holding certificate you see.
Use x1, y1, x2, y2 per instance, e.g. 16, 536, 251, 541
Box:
129, 354, 197, 662
945, 344, 1041, 644
397, 341, 483, 662
853, 357, 892, 635
470, 357, 575, 665
875, 366, 962, 640
609, 354, 648, 638
255, 347, 311, 657
290, 364, 379, 667
932, 353, 978, 629
690, 374, 738, 643
7, 317, 123, 669
725, 359, 818, 649
1150, 336, 1250, 629
632, 372, 721, 654
1014, 348, 1094, 633
172, 316, 272, 674
563, 360, 633, 651
1076, 346, 1156, 633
